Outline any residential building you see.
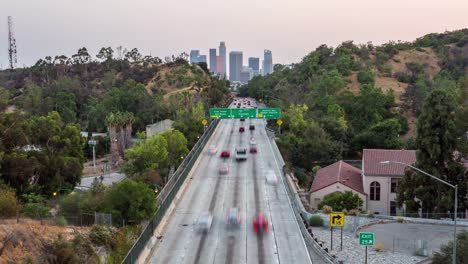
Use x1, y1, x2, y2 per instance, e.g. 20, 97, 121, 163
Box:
248, 57, 260, 73
229, 51, 243, 82
262, 49, 273, 75
219, 41, 226, 75
209, 48, 217, 74
362, 149, 416, 216
190, 50, 200, 64
309, 160, 366, 211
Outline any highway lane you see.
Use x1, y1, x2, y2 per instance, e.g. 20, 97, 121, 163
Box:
150, 103, 311, 264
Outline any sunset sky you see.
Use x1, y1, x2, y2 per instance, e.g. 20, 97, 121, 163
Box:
1, 0, 467, 68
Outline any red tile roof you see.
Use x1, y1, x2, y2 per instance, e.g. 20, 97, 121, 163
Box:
309, 160, 364, 194
363, 149, 416, 176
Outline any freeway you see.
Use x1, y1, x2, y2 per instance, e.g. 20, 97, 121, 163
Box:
149, 101, 312, 264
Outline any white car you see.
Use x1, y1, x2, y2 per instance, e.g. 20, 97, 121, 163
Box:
250, 137, 257, 145
265, 170, 278, 185
219, 164, 229, 174
197, 212, 213, 233
208, 145, 218, 155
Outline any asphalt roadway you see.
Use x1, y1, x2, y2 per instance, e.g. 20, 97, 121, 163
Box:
149, 105, 312, 264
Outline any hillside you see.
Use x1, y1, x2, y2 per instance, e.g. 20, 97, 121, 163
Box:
239, 29, 468, 184
0, 51, 230, 133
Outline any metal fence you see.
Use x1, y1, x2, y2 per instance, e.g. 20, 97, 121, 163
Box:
266, 129, 338, 263
121, 118, 220, 264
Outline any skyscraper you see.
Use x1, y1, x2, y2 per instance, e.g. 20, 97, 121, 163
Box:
216, 56, 225, 79
209, 48, 217, 74
198, 55, 207, 63
219, 41, 226, 75
190, 50, 200, 64
229, 51, 243, 82
248, 57, 260, 73
263, 49, 273, 75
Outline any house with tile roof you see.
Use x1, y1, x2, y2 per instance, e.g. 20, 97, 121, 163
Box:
309, 160, 366, 211
362, 149, 416, 216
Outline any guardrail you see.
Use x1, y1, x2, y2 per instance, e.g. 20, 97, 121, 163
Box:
121, 119, 220, 264
267, 127, 338, 264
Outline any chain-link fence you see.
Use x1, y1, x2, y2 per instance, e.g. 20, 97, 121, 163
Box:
0, 212, 103, 227
121, 118, 220, 264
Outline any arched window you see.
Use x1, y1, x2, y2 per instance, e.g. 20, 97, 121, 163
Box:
370, 181, 380, 201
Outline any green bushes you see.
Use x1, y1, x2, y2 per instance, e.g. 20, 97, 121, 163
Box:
309, 215, 324, 227
22, 193, 50, 218
56, 216, 68, 226
89, 225, 115, 246
432, 231, 468, 264
357, 68, 374, 85
0, 183, 20, 217
318, 191, 363, 212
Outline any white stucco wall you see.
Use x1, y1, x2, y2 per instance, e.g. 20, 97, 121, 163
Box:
309, 182, 367, 211
363, 175, 402, 215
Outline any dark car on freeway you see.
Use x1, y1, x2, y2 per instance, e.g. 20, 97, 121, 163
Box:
239, 127, 245, 132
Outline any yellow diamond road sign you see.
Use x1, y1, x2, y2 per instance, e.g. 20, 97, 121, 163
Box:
258, 113, 263, 118
329, 213, 345, 227
201, 119, 207, 125
277, 119, 283, 126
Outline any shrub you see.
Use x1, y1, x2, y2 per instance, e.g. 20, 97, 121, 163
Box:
432, 231, 468, 263
367, 211, 375, 218
0, 183, 20, 217
374, 242, 385, 252
348, 209, 359, 216
22, 193, 50, 218
309, 215, 324, 227
342, 209, 348, 215
322, 205, 333, 214
89, 225, 115, 247
357, 69, 374, 85
318, 191, 363, 212
56, 216, 68, 227
396, 217, 405, 223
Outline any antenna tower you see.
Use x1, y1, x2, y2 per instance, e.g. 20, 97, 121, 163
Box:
8, 16, 18, 69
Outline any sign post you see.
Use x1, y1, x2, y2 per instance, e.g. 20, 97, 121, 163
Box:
276, 119, 283, 134
201, 119, 207, 132
88, 139, 98, 174
330, 213, 345, 252
359, 232, 375, 264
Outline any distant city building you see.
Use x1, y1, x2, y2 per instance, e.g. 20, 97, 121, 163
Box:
209, 48, 217, 73
198, 55, 207, 63
189, 50, 207, 64
240, 66, 254, 84
190, 50, 200, 64
216, 56, 226, 79
219, 42, 227, 75
262, 49, 273, 75
248, 57, 260, 73
229, 51, 243, 82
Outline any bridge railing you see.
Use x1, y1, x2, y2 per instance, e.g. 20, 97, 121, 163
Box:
267, 126, 338, 264
121, 118, 220, 264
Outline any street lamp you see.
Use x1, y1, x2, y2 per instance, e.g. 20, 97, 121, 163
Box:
380, 160, 458, 264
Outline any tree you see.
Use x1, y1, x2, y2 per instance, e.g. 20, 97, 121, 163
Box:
318, 191, 362, 211
397, 89, 467, 214
20, 82, 44, 115
125, 48, 142, 64
123, 134, 168, 176
352, 118, 403, 151
102, 180, 157, 224
432, 231, 468, 264
160, 130, 189, 170
357, 68, 375, 85
0, 86, 9, 111
0, 183, 20, 217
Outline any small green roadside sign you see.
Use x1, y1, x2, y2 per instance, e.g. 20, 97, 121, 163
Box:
258, 108, 281, 119
359, 232, 375, 246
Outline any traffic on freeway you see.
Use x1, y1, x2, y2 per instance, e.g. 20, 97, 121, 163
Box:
150, 98, 312, 264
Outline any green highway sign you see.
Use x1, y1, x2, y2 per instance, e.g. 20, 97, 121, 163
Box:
235, 108, 257, 118
359, 232, 375, 246
210, 108, 232, 119
258, 108, 281, 119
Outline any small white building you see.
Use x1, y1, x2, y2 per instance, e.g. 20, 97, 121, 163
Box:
309, 160, 366, 211
362, 149, 416, 216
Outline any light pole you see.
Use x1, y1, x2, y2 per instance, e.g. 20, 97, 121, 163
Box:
381, 160, 458, 264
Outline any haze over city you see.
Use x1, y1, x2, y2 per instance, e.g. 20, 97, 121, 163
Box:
1, 0, 467, 68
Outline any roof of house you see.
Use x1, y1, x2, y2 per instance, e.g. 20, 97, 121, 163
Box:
309, 160, 364, 194
363, 149, 416, 176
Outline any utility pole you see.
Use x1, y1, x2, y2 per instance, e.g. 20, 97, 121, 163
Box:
7, 16, 18, 70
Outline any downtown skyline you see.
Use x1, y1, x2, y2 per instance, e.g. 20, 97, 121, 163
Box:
1, 0, 467, 68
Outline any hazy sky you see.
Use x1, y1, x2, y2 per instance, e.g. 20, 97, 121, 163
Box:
1, 0, 467, 68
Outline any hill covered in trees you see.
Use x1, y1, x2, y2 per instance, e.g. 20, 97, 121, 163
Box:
240, 29, 468, 188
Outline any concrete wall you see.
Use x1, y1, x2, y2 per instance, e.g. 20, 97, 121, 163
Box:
309, 182, 367, 211
363, 175, 402, 215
